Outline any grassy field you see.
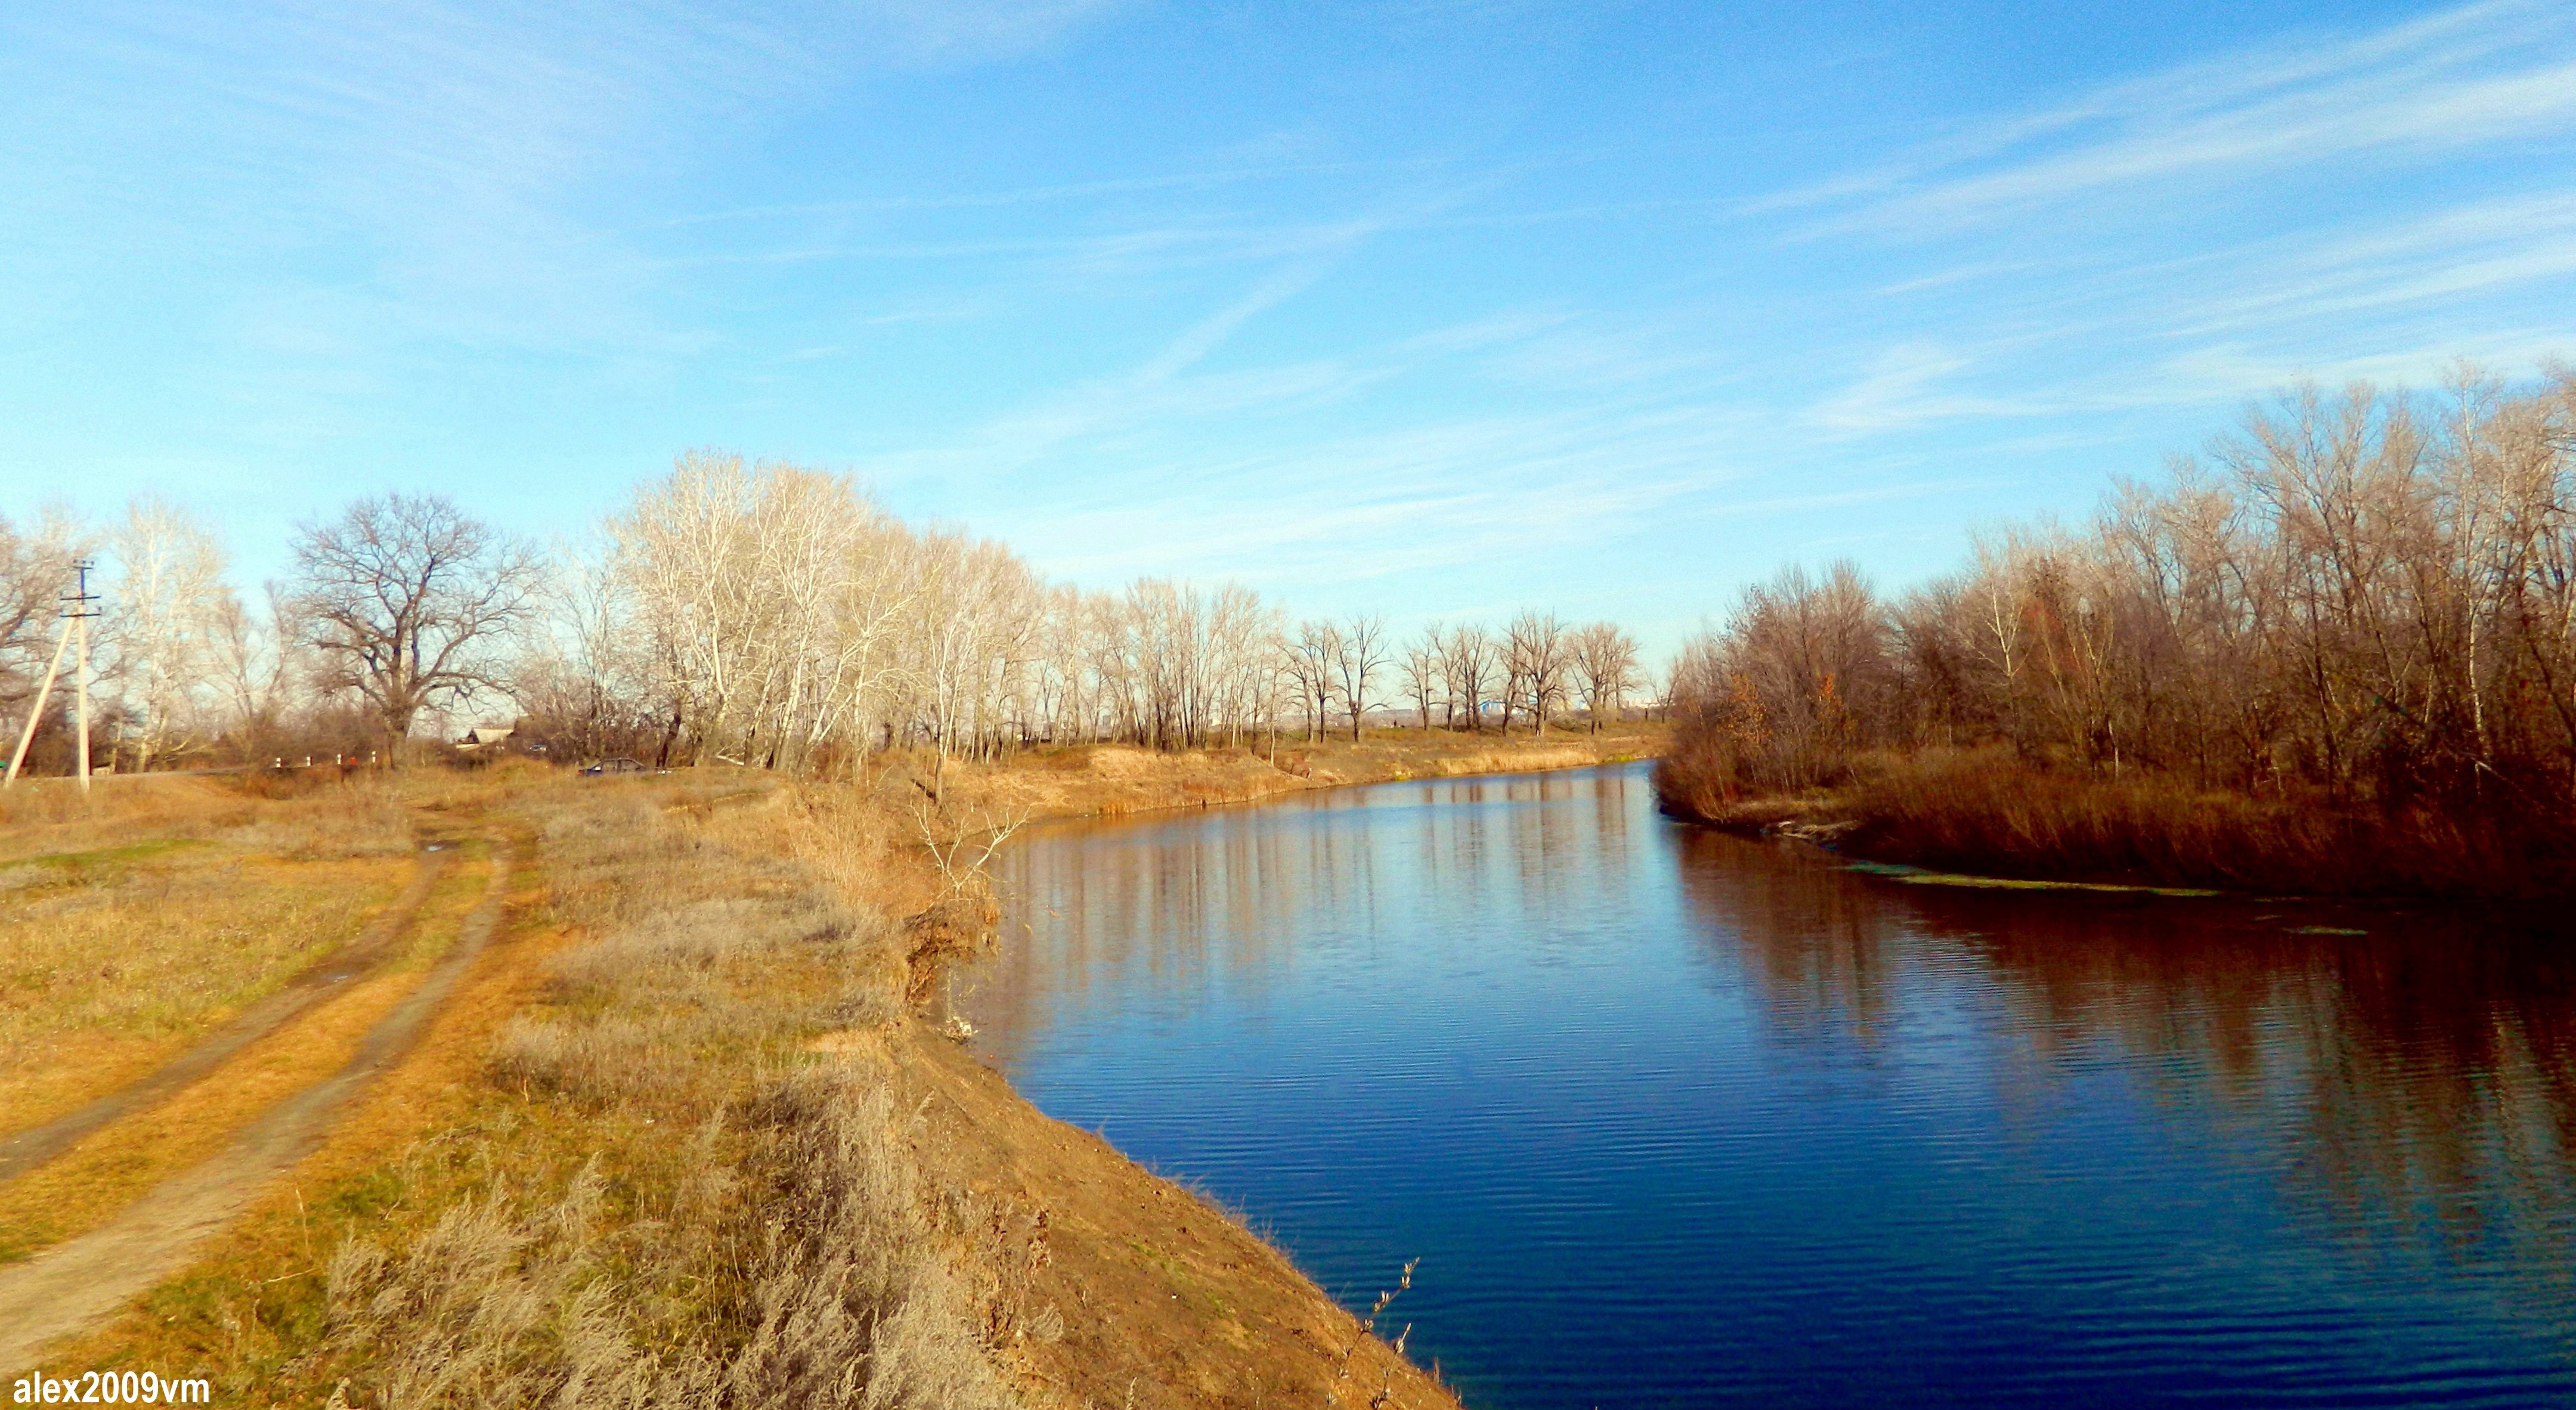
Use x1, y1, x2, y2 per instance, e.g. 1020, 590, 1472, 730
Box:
6, 729, 1646, 1402
1, 780, 416, 1145
0, 841, 500, 1268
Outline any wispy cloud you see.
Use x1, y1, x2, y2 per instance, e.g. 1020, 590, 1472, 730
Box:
1007, 408, 1730, 588
10, 0, 2572, 633
820, 0, 1134, 69
654, 156, 1444, 230
2168, 191, 2576, 335
1808, 345, 2048, 433
1772, 0, 2576, 235
1, 0, 1138, 360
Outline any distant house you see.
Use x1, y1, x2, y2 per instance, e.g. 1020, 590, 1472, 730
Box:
457, 725, 516, 750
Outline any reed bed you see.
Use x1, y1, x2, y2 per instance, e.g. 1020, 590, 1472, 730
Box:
1661, 747, 2567, 897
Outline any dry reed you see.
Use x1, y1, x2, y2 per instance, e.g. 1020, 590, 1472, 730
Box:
1663, 747, 2567, 896
289, 776, 1016, 1408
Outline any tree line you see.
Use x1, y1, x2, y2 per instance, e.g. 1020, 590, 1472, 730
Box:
0, 451, 1645, 780
1666, 371, 2576, 833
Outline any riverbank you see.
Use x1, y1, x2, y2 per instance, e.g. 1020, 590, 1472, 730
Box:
954, 724, 1663, 822
1654, 745, 2569, 898
8, 728, 1654, 1400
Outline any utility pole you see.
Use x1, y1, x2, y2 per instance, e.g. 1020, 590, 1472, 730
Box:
3, 618, 72, 791
2, 560, 98, 792
70, 560, 97, 793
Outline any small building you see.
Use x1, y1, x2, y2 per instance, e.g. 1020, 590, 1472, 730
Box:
457, 725, 516, 750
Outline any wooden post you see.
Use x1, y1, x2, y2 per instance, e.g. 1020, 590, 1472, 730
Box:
60, 559, 101, 794
2, 616, 73, 789
73, 603, 91, 794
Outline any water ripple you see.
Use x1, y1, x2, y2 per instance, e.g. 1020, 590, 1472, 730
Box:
960, 764, 2576, 1409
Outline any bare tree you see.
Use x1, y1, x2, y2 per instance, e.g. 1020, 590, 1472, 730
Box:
289, 494, 541, 755
209, 584, 302, 756
1, 509, 89, 733
1665, 369, 2576, 847
1334, 613, 1389, 741
1569, 621, 1640, 732
1401, 625, 1443, 731
105, 497, 234, 770
911, 794, 1035, 904
512, 537, 661, 764
1439, 624, 1494, 732
1506, 610, 1569, 734
905, 529, 1041, 797
1287, 619, 1340, 742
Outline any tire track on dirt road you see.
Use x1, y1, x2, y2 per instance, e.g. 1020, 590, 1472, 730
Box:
0, 842, 512, 1369
0, 848, 454, 1184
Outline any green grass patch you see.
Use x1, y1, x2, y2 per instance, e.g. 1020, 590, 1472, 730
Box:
18, 836, 209, 872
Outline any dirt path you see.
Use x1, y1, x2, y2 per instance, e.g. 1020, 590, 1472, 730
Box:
0, 849, 455, 1184
0, 843, 512, 1369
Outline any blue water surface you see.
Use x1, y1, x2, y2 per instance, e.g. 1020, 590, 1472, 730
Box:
956, 762, 2576, 1408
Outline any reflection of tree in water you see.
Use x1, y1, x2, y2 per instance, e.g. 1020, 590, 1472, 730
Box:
970, 770, 1639, 1067
1670, 829, 1912, 1049
970, 811, 1326, 1066
1674, 828, 2576, 1287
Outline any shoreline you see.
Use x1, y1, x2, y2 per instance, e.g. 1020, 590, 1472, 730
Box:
1020, 740, 1654, 832
905, 730, 1665, 1402
883, 732, 1664, 1404
16, 730, 1661, 1403
952, 728, 1661, 829
1651, 750, 2570, 901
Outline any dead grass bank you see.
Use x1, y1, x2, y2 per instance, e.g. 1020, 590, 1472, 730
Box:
941, 723, 1664, 824
1657, 746, 2568, 897
43, 772, 1015, 1405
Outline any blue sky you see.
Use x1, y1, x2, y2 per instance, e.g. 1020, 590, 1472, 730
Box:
4, 0, 2574, 650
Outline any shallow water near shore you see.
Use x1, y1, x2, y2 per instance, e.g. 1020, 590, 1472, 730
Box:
954, 761, 2576, 1408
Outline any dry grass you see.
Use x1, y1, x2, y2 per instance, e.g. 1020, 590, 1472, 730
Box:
301, 1063, 1010, 1410
0, 846, 495, 1263
0, 844, 413, 1137
38, 755, 1479, 1406
0, 775, 253, 856
0, 773, 413, 862
1291, 724, 1659, 784
48, 774, 1017, 1405
898, 724, 1663, 826
1661, 746, 2569, 897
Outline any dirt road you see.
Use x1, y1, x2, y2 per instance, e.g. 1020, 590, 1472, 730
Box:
0, 844, 511, 1369
0, 850, 453, 1184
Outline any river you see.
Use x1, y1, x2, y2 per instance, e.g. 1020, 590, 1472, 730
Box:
952, 761, 2576, 1408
